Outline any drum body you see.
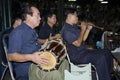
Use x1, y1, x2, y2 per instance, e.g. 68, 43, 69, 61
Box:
39, 39, 67, 71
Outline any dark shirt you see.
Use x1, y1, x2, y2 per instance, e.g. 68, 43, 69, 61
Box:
61, 23, 86, 61
38, 23, 56, 39
8, 22, 40, 79
61, 23, 113, 80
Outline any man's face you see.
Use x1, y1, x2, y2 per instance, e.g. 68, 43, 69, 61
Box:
68, 13, 78, 25
30, 7, 41, 27
69, 13, 78, 25
48, 14, 57, 26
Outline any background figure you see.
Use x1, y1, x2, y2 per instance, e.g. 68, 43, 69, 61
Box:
61, 9, 113, 80
0, 17, 22, 79
38, 11, 60, 45
12, 18, 22, 29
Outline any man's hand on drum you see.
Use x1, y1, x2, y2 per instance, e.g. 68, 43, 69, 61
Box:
49, 33, 61, 40
31, 52, 49, 65
49, 33, 55, 40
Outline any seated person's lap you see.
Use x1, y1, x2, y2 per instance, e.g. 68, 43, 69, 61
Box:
29, 59, 69, 80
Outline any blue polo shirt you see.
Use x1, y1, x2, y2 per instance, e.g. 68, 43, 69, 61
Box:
38, 23, 56, 39
8, 22, 40, 79
61, 23, 86, 62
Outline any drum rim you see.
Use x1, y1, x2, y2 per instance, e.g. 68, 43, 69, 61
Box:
39, 51, 57, 70
38, 39, 67, 71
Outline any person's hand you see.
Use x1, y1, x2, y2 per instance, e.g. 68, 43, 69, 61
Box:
55, 34, 61, 39
31, 52, 49, 65
87, 25, 93, 30
49, 33, 57, 40
49, 33, 54, 40
87, 22, 94, 30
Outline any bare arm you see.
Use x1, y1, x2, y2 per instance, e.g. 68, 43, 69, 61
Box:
83, 25, 93, 41
8, 52, 32, 62
72, 21, 87, 47
7, 52, 49, 65
37, 38, 48, 45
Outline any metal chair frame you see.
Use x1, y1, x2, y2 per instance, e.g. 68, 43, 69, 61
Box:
1, 33, 15, 80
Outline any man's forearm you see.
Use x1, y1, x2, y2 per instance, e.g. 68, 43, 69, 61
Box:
7, 53, 32, 62
73, 29, 85, 47
83, 28, 91, 41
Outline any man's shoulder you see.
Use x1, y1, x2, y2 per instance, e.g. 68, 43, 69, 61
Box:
62, 23, 72, 31
9, 26, 26, 37
12, 26, 23, 32
13, 23, 29, 32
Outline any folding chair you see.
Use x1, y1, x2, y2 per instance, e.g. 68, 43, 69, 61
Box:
1, 33, 15, 80
64, 52, 99, 80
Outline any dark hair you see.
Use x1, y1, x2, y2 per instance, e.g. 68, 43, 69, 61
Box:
20, 3, 36, 21
45, 11, 56, 22
65, 8, 77, 15
64, 8, 77, 19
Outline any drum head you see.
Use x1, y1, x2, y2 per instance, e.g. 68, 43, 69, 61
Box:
40, 51, 56, 70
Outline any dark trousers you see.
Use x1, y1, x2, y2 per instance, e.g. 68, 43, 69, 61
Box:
70, 49, 113, 80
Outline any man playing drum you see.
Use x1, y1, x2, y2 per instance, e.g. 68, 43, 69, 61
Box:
29, 39, 69, 80
38, 11, 61, 45
7, 3, 69, 80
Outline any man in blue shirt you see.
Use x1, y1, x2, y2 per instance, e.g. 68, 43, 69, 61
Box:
7, 3, 49, 80
61, 9, 113, 80
7, 3, 69, 80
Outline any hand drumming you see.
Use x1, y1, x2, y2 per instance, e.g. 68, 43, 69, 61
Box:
31, 52, 49, 65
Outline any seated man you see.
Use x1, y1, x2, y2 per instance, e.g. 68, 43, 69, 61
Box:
60, 9, 113, 80
7, 3, 69, 80
38, 11, 61, 45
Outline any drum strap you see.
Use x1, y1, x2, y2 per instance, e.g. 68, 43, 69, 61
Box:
38, 66, 56, 72
56, 58, 65, 68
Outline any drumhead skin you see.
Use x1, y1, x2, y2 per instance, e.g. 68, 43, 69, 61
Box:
39, 39, 67, 71
40, 51, 56, 70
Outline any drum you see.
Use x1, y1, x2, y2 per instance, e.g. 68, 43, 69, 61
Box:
38, 39, 67, 71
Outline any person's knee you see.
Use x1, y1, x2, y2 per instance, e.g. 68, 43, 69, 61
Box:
48, 70, 63, 80
96, 54, 106, 65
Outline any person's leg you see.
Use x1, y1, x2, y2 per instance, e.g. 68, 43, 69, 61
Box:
29, 59, 69, 80
74, 50, 112, 80
29, 63, 62, 80
88, 49, 113, 74
99, 49, 113, 73
85, 50, 112, 80
58, 59, 70, 78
